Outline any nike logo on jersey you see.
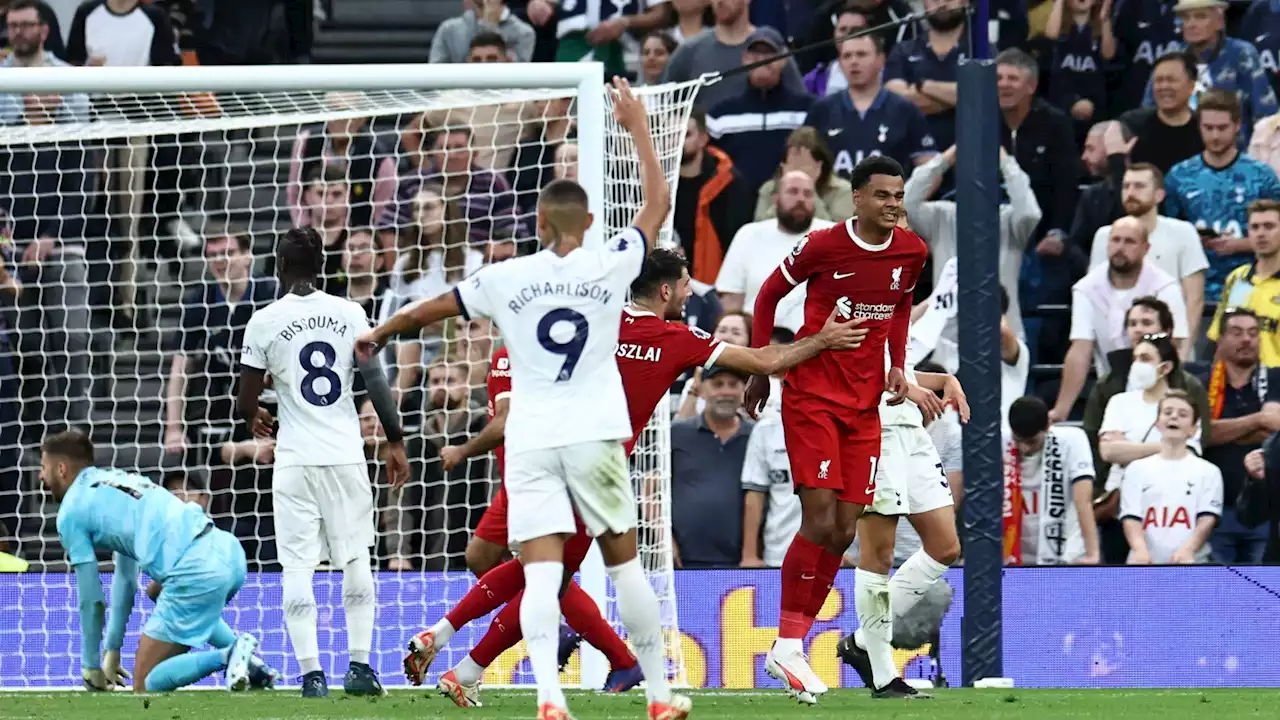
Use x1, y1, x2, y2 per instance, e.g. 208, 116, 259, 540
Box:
833, 271, 856, 279
827, 128, 843, 137
1186, 190, 1202, 198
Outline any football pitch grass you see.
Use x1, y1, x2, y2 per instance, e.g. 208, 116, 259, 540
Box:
1, 688, 1276, 719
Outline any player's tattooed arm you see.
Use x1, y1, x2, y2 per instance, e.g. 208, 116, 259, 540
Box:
441, 395, 509, 472
357, 291, 462, 362
723, 308, 868, 376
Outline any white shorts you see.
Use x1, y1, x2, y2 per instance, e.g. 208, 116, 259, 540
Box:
273, 463, 374, 569
868, 425, 955, 517
505, 440, 635, 545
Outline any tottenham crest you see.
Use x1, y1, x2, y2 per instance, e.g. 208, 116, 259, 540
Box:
890, 266, 903, 290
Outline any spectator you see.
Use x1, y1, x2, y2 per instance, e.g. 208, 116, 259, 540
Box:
883, 0, 968, 156
903, 145, 1041, 341
193, 0, 312, 65
295, 165, 350, 286
717, 171, 834, 333
1090, 163, 1209, 351
1042, 0, 1116, 135
1200, 307, 1280, 563
1120, 391, 1223, 564
802, 6, 868, 98
1241, 429, 1280, 561
0, 230, 21, 550
1211, 200, 1280, 365
1078, 121, 1111, 182
670, 0, 713, 42
670, 365, 755, 567
1067, 121, 1130, 257
739, 332, 803, 567
163, 232, 278, 457
753, 126, 854, 222
286, 93, 399, 232
430, 0, 536, 63
804, 0, 918, 76
1004, 395, 1101, 565
803, 33, 936, 180
675, 310, 750, 419
554, 141, 577, 181
1141, 0, 1278, 145
66, 0, 178, 67
0, 0, 63, 62
1110, 0, 1182, 114
672, 106, 753, 284
639, 30, 678, 85
1052, 218, 1189, 422
1164, 89, 1280, 301
661, 1, 806, 110
1242, 0, 1280, 100
507, 97, 574, 215
338, 228, 386, 322
1119, 50, 1203, 174
551, 0, 669, 79
159, 461, 212, 516
706, 29, 815, 194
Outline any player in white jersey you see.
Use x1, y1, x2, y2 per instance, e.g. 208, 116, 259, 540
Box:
238, 227, 410, 698
1121, 391, 1223, 564
833, 354, 967, 698
356, 78, 689, 720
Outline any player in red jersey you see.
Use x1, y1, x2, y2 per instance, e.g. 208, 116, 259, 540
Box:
404, 248, 868, 707
747, 155, 928, 705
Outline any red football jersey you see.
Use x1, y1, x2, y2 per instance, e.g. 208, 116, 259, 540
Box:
486, 346, 513, 476
615, 306, 725, 454
779, 219, 928, 410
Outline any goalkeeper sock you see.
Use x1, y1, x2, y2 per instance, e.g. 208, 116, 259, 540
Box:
778, 534, 824, 642
522, 561, 568, 708
608, 558, 670, 704
470, 596, 524, 667
208, 620, 236, 649
854, 568, 897, 689
561, 580, 636, 670
282, 567, 322, 675
446, 558, 524, 631
889, 549, 950, 618
144, 649, 227, 692
805, 549, 844, 619
342, 554, 376, 666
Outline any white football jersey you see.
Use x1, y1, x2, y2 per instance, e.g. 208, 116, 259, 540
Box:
879, 348, 924, 427
454, 228, 645, 455
240, 291, 371, 468
1120, 453, 1223, 564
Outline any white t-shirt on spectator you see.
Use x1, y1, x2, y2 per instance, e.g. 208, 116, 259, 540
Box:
379, 249, 485, 326
1098, 389, 1203, 491
715, 217, 834, 333
1090, 216, 1210, 280
1001, 336, 1031, 434
1119, 453, 1223, 563
68, 0, 178, 67
740, 410, 800, 567
1068, 279, 1188, 375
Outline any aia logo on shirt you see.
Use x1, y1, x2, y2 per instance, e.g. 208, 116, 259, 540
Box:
1143, 506, 1192, 529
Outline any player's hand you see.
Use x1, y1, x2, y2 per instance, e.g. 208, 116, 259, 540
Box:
146, 579, 162, 602
1245, 448, 1266, 480
384, 440, 410, 490
739, 556, 765, 568
102, 650, 130, 688
816, 308, 867, 351
250, 407, 274, 439
440, 445, 466, 473
943, 376, 970, 423
905, 384, 945, 423
163, 426, 185, 454
1047, 407, 1067, 425
1073, 553, 1100, 566
742, 374, 771, 420
355, 331, 382, 364
885, 367, 909, 405
527, 0, 555, 26
587, 16, 628, 45
610, 77, 647, 135
1170, 548, 1196, 564
82, 667, 112, 692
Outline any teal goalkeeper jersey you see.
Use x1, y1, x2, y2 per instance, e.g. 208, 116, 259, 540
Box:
55, 467, 212, 582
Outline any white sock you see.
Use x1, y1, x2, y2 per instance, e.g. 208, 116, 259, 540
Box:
430, 617, 457, 647
454, 654, 485, 686
773, 637, 803, 656
521, 561, 567, 709
889, 549, 950, 618
342, 554, 376, 666
854, 568, 897, 690
282, 568, 322, 675
608, 558, 671, 705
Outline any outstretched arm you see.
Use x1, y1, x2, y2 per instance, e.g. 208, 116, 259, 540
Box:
750, 269, 791, 350
443, 396, 510, 472
358, 290, 464, 362
612, 77, 670, 248
718, 309, 866, 376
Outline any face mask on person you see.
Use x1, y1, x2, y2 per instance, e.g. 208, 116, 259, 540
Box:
1127, 361, 1163, 391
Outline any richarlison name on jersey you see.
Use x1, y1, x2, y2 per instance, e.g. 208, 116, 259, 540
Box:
277, 314, 348, 342
507, 281, 613, 314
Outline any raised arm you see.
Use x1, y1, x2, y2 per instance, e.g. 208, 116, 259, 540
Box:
442, 395, 510, 472
611, 77, 670, 248
357, 290, 464, 363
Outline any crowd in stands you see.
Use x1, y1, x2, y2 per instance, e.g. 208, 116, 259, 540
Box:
4, 0, 1280, 573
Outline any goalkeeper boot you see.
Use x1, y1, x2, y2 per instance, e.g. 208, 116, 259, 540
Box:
225, 633, 258, 692
405, 629, 443, 685
648, 694, 693, 720
602, 663, 644, 693
765, 641, 827, 705
438, 668, 483, 708
301, 670, 329, 698
836, 632, 875, 689
557, 624, 582, 671
247, 656, 281, 690
343, 661, 386, 696
872, 677, 931, 699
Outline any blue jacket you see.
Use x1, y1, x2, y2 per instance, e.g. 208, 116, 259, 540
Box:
705, 84, 815, 195
1142, 35, 1279, 144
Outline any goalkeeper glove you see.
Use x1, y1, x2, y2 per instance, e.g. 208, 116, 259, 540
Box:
103, 650, 131, 688
82, 667, 111, 692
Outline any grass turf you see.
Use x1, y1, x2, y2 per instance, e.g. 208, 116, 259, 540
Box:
0, 689, 1275, 719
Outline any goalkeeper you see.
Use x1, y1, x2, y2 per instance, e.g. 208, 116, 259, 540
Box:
43, 429, 269, 692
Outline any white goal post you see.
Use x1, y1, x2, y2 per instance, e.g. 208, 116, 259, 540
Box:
0, 62, 699, 689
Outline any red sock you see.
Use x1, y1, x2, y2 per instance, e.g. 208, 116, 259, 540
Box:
446, 559, 526, 629
469, 593, 525, 667
806, 550, 844, 618
779, 534, 824, 639
561, 581, 636, 669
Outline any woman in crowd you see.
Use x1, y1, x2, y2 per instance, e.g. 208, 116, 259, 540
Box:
754, 127, 854, 222
639, 31, 678, 86
674, 311, 752, 420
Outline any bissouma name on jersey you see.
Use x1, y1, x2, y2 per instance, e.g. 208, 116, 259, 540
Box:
616, 343, 662, 363
277, 314, 348, 342
507, 281, 614, 314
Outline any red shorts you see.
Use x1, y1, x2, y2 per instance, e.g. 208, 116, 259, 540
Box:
781, 395, 882, 506
472, 486, 593, 570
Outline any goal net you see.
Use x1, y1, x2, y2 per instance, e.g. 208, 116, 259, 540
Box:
0, 63, 700, 689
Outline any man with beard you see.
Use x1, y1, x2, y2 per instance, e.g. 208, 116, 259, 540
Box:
1051, 218, 1189, 422
1091, 163, 1209, 355
673, 106, 754, 284
883, 0, 969, 155
717, 171, 835, 333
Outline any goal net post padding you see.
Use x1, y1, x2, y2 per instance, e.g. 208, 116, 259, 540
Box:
0, 62, 699, 690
